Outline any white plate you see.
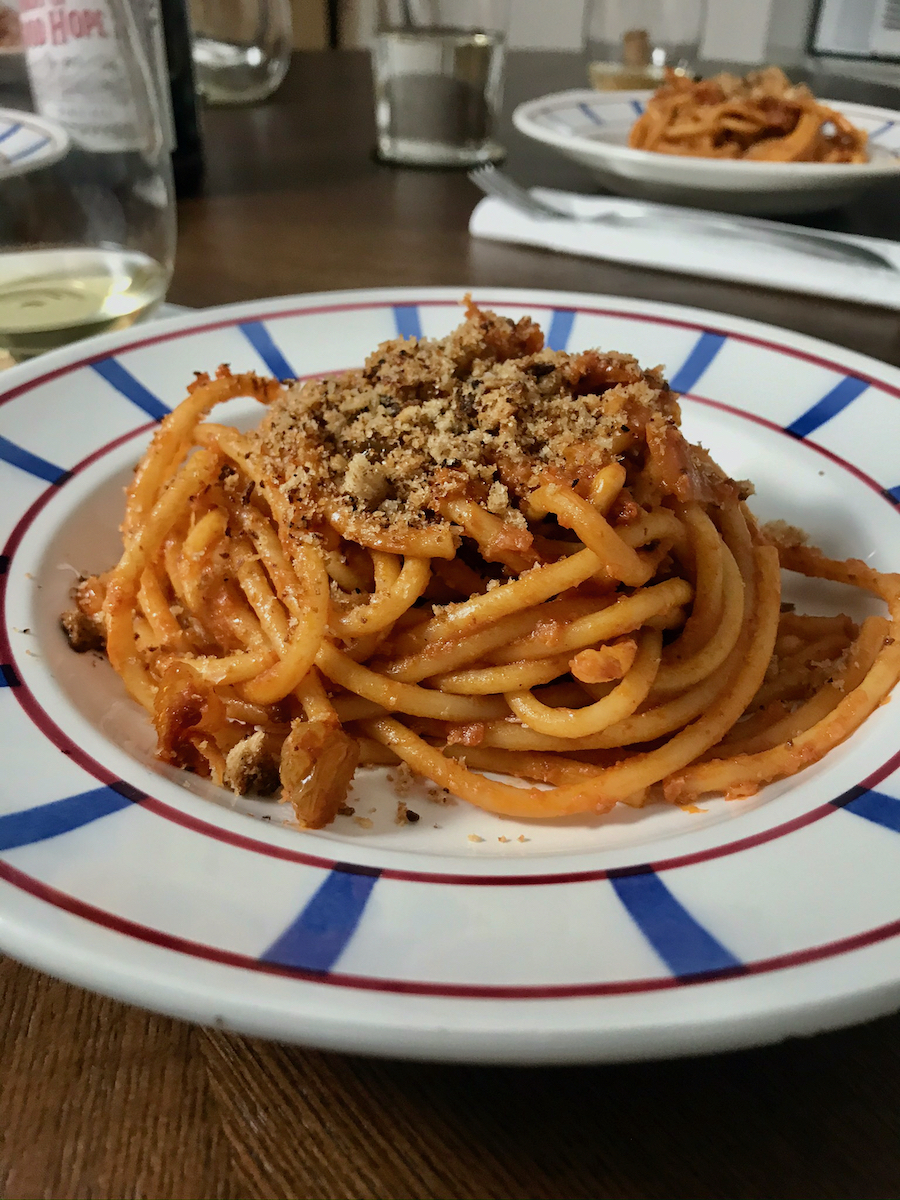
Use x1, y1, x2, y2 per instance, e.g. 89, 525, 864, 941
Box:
513, 89, 900, 215
1, 286, 899, 1063
0, 107, 68, 179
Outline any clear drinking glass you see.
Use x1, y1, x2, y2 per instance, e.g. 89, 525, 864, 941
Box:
584, 0, 706, 91
190, 0, 292, 106
373, 0, 509, 167
5, 0, 175, 360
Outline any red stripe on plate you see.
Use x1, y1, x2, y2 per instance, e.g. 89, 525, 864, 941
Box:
1, 853, 898, 998
3, 297, 900, 411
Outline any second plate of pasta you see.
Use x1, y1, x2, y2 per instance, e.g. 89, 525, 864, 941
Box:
512, 88, 900, 214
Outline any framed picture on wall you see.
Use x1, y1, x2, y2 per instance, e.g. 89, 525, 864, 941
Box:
810, 0, 900, 60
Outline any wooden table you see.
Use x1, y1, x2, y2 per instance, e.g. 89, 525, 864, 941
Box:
3, 51, 900, 1200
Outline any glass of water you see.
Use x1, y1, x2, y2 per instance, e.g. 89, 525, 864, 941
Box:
3, 0, 175, 360
190, 0, 292, 106
373, 0, 509, 167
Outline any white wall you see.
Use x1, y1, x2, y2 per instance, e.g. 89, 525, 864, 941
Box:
700, 0, 772, 61
506, 0, 585, 49
343, 0, 815, 61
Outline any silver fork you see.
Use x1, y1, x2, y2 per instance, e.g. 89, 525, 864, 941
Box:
468, 164, 896, 272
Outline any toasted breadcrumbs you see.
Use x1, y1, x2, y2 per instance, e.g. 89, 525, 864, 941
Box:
253, 299, 680, 543
393, 763, 414, 797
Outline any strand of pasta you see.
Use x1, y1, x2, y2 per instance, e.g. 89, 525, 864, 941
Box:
384, 596, 603, 683
665, 562, 900, 801
330, 554, 431, 638
126, 372, 279, 539
505, 629, 662, 738
649, 540, 744, 694
316, 642, 510, 721
528, 482, 653, 586
706, 616, 886, 760
438, 497, 538, 573
662, 505, 725, 660
426, 653, 575, 696
104, 447, 222, 708
488, 578, 693, 664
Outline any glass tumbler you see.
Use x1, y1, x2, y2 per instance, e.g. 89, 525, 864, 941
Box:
373, 0, 509, 167
584, 0, 706, 91
191, 0, 292, 105
5, 0, 176, 360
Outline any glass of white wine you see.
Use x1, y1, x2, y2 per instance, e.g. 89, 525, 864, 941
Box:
0, 0, 176, 360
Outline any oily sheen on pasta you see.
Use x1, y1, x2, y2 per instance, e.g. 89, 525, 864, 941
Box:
66, 302, 900, 828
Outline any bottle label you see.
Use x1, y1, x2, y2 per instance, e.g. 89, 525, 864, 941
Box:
22, 0, 175, 153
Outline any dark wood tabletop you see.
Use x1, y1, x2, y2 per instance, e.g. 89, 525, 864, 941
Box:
2, 49, 900, 1200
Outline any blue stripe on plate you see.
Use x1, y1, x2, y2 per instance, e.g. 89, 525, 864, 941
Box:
261, 865, 381, 972
239, 321, 296, 380
578, 102, 604, 125
0, 121, 21, 146
610, 872, 741, 977
7, 136, 50, 165
843, 789, 900, 834
668, 331, 727, 394
869, 119, 895, 141
887, 485, 900, 502
546, 308, 575, 351
0, 663, 20, 687
786, 376, 869, 438
0, 434, 67, 483
393, 304, 422, 340
91, 359, 169, 420
631, 100, 645, 116
0, 785, 136, 852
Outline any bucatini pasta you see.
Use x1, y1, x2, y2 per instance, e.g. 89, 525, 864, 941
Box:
629, 67, 868, 163
63, 300, 900, 828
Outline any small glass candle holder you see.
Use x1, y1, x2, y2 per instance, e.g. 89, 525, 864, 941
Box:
190, 0, 293, 106
584, 0, 706, 91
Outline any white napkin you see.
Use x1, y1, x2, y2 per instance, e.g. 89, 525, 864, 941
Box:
469, 189, 900, 310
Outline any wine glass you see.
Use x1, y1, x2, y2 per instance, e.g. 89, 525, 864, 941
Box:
0, 0, 175, 360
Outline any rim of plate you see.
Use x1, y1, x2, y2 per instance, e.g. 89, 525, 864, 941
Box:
512, 89, 900, 179
1, 285, 900, 1063
0, 106, 69, 179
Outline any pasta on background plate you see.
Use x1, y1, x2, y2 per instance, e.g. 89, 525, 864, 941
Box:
629, 67, 868, 164
64, 300, 900, 829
